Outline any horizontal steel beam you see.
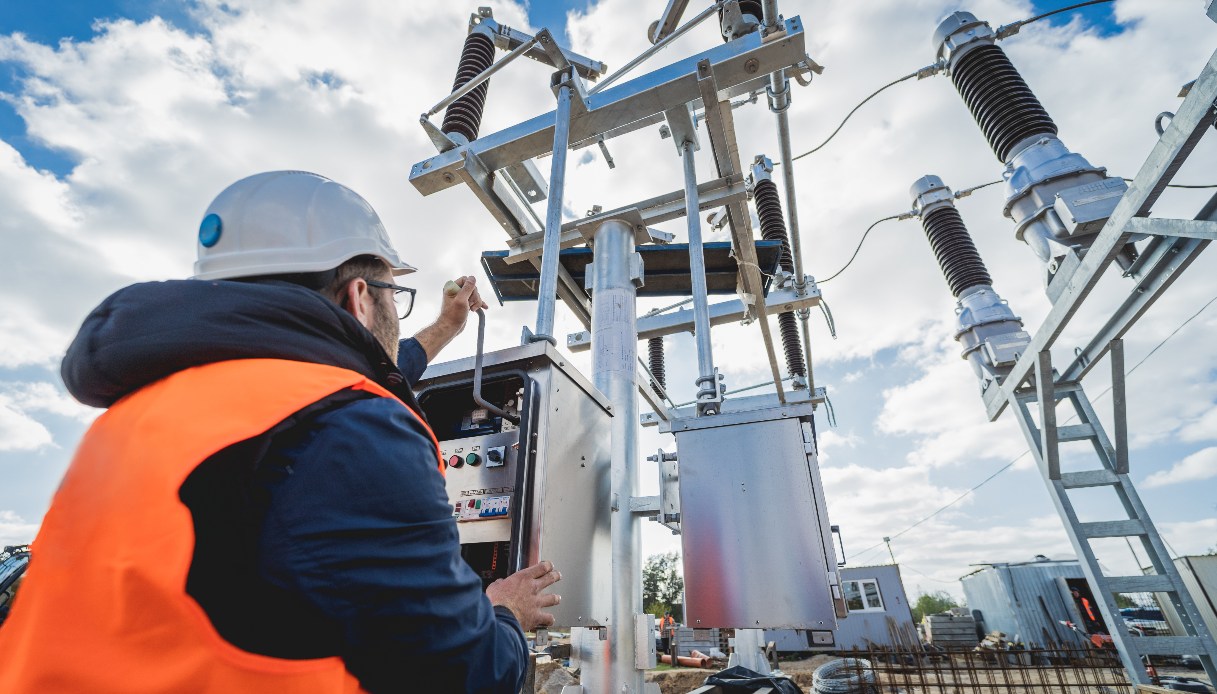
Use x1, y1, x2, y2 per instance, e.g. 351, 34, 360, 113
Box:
1125, 216, 1217, 240
1057, 194, 1216, 383
503, 176, 748, 263
409, 16, 807, 196
565, 284, 822, 352
984, 46, 1217, 421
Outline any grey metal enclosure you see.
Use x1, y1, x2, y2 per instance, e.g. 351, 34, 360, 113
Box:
662, 397, 841, 635
416, 342, 613, 627
961, 556, 1090, 646
1156, 555, 1217, 642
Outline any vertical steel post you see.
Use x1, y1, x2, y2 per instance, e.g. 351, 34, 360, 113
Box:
586, 218, 645, 693
762, 0, 816, 395
682, 140, 719, 414
533, 83, 572, 343
775, 109, 816, 391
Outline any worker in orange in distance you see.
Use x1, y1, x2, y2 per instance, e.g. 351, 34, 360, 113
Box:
661, 612, 678, 653
0, 171, 560, 693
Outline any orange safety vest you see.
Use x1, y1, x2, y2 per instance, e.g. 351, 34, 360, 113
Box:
1081, 597, 1098, 622
0, 359, 444, 693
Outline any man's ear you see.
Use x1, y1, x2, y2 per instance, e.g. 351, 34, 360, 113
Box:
341, 277, 376, 330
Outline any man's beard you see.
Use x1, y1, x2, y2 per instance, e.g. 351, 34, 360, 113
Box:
370, 294, 401, 363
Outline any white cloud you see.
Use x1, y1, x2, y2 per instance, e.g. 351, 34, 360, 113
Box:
0, 510, 38, 546
1160, 518, 1217, 557
0, 404, 53, 452
0, 381, 95, 452
1143, 446, 1217, 488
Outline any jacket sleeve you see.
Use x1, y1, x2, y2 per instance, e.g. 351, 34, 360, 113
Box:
396, 337, 429, 384
256, 396, 528, 693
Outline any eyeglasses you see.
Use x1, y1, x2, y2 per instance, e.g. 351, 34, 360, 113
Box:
364, 278, 417, 320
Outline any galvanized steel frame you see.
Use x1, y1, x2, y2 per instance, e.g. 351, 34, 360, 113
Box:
979, 43, 1217, 686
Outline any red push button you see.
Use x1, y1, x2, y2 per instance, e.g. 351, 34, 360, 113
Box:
448, 454, 463, 468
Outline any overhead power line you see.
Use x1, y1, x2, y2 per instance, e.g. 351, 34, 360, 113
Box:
848, 288, 1217, 566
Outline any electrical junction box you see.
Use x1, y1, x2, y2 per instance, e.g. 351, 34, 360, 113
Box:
661, 395, 842, 631
1052, 178, 1128, 238
416, 341, 612, 627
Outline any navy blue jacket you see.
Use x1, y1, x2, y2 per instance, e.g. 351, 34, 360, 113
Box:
61, 279, 528, 693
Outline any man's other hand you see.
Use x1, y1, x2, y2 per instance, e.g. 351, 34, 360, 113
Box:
485, 560, 562, 632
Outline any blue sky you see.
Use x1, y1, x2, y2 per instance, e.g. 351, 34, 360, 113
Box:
1, 0, 1212, 599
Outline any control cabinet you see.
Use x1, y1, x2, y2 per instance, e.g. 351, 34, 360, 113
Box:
416, 342, 612, 627
661, 397, 844, 641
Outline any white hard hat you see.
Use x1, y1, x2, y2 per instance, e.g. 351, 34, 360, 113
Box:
192, 170, 416, 280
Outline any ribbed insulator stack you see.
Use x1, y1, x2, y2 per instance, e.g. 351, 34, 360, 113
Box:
441, 32, 495, 143
921, 205, 993, 298
648, 337, 666, 391
754, 179, 794, 274
752, 178, 806, 379
950, 43, 1058, 162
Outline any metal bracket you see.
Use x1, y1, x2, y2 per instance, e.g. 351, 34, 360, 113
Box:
419, 115, 459, 153
665, 103, 700, 153
574, 207, 650, 246
628, 496, 660, 516
550, 63, 591, 118
566, 284, 823, 352
634, 614, 658, 670
630, 252, 645, 288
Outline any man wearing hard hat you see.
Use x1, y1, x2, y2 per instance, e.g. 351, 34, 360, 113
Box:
0, 171, 558, 693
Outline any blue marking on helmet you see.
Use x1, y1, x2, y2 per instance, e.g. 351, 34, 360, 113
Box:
199, 213, 223, 248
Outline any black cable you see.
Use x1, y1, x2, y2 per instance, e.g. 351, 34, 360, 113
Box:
818, 215, 903, 284
848, 288, 1217, 566
1000, 0, 1116, 36
789, 71, 921, 162
1122, 178, 1217, 190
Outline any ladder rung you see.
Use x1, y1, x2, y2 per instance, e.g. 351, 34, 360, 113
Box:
1060, 470, 1120, 488
1078, 519, 1145, 538
1105, 575, 1176, 593
1058, 424, 1096, 442
1129, 636, 1203, 656
1016, 383, 1084, 404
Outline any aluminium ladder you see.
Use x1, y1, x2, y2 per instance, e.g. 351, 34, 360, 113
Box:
1007, 340, 1217, 685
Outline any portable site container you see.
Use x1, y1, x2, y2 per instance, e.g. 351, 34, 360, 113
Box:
766, 564, 918, 651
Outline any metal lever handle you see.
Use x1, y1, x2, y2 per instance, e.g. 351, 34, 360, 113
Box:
831, 524, 846, 567
472, 308, 520, 425
445, 281, 519, 426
